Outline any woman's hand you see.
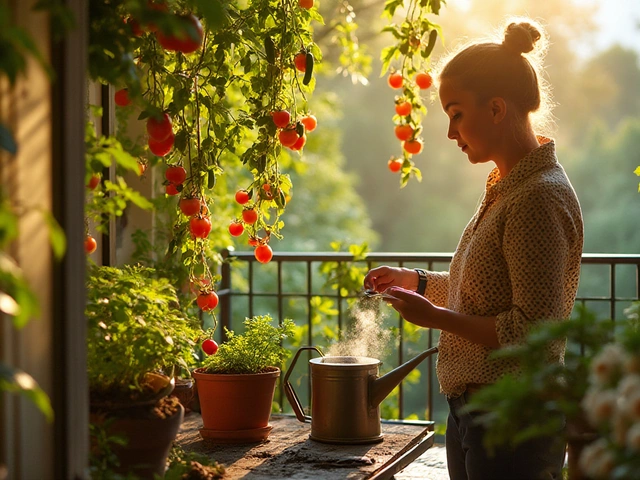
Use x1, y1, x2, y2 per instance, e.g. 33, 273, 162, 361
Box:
364, 266, 419, 293
384, 287, 440, 328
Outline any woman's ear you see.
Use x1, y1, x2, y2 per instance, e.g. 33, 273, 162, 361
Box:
490, 97, 507, 124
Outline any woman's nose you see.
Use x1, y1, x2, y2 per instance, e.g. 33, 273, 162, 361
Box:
447, 124, 457, 140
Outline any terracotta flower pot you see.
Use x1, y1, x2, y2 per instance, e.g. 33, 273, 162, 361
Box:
192, 367, 280, 443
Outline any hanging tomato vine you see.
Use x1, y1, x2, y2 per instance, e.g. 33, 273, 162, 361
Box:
382, 0, 442, 187
86, 0, 443, 315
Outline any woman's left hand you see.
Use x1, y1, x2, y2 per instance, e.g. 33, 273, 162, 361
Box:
384, 287, 441, 329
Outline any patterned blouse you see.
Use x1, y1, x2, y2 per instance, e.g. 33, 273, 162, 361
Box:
424, 138, 584, 398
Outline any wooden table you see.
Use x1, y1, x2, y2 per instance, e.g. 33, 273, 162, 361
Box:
177, 413, 435, 479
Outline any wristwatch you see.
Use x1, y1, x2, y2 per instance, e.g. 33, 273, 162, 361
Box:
415, 268, 428, 296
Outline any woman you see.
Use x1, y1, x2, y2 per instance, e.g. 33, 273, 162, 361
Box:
364, 19, 584, 480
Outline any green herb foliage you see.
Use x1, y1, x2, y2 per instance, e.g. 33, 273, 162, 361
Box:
203, 315, 295, 374
86, 264, 200, 396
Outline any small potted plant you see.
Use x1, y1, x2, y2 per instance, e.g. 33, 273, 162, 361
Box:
193, 314, 296, 443
86, 264, 200, 478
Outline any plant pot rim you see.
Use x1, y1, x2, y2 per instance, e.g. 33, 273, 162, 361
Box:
90, 373, 175, 410
193, 367, 280, 379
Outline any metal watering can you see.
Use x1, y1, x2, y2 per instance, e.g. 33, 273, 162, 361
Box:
284, 345, 439, 444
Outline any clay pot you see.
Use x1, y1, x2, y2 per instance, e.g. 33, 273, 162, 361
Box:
192, 367, 280, 443
171, 377, 196, 413
91, 400, 184, 479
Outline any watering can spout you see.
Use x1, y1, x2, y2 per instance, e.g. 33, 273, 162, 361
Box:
369, 346, 438, 408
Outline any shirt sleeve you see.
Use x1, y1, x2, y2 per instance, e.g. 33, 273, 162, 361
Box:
495, 188, 580, 346
425, 271, 450, 308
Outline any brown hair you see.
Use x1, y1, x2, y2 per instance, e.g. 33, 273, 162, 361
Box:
437, 19, 554, 134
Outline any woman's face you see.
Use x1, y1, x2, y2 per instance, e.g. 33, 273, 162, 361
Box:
438, 78, 500, 165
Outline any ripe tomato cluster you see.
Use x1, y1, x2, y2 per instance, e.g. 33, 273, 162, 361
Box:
164, 164, 186, 195
229, 186, 282, 264
148, 113, 174, 157
387, 70, 432, 172
273, 109, 317, 153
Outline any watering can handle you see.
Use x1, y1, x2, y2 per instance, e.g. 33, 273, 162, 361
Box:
284, 346, 324, 423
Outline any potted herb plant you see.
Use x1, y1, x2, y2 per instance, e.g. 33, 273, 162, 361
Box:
86, 264, 200, 478
192, 314, 296, 443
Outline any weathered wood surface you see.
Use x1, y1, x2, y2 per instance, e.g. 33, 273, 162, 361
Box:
177, 413, 434, 479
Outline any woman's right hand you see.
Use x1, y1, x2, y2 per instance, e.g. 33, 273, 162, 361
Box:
364, 266, 419, 293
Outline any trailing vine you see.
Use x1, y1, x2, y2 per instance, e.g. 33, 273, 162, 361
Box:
381, 0, 442, 186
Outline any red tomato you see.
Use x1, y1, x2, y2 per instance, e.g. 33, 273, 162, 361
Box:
403, 139, 424, 154
85, 235, 97, 254
114, 89, 132, 107
290, 134, 306, 151
388, 72, 403, 89
202, 338, 218, 355
388, 158, 403, 173
262, 184, 271, 192
299, 0, 314, 8
294, 52, 307, 72
242, 209, 258, 224
190, 216, 212, 238
145, 1, 168, 31
235, 189, 250, 205
300, 115, 317, 132
129, 18, 144, 37
87, 174, 100, 190
394, 124, 414, 141
166, 183, 179, 195
395, 101, 412, 116
415, 72, 433, 89
165, 165, 187, 185
278, 128, 299, 147
248, 237, 260, 247
255, 244, 273, 264
147, 113, 173, 141
148, 133, 174, 156
228, 221, 244, 237
197, 291, 219, 311
157, 14, 203, 54
271, 110, 291, 128
179, 197, 201, 216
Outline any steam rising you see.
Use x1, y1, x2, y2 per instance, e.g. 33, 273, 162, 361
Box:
327, 298, 391, 358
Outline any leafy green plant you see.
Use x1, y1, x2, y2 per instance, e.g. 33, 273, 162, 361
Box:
202, 315, 295, 374
462, 304, 615, 453
86, 264, 200, 401
164, 445, 225, 479
577, 303, 640, 480
85, 110, 153, 234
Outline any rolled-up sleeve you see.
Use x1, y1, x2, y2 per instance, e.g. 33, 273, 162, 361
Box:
425, 271, 450, 308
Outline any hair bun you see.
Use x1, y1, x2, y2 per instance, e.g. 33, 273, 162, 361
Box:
503, 22, 541, 55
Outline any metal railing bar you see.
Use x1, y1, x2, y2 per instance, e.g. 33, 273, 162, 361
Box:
224, 251, 640, 264
610, 264, 616, 321
219, 251, 640, 423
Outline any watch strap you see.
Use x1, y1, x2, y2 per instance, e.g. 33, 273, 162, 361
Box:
415, 268, 428, 296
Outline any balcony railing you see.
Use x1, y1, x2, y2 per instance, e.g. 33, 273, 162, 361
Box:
218, 251, 640, 423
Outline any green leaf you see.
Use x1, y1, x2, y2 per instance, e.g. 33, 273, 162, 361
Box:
41, 211, 66, 261
0, 123, 17, 154
0, 363, 53, 422
192, 0, 228, 31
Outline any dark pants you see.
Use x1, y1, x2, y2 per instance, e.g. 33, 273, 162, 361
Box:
446, 392, 566, 480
